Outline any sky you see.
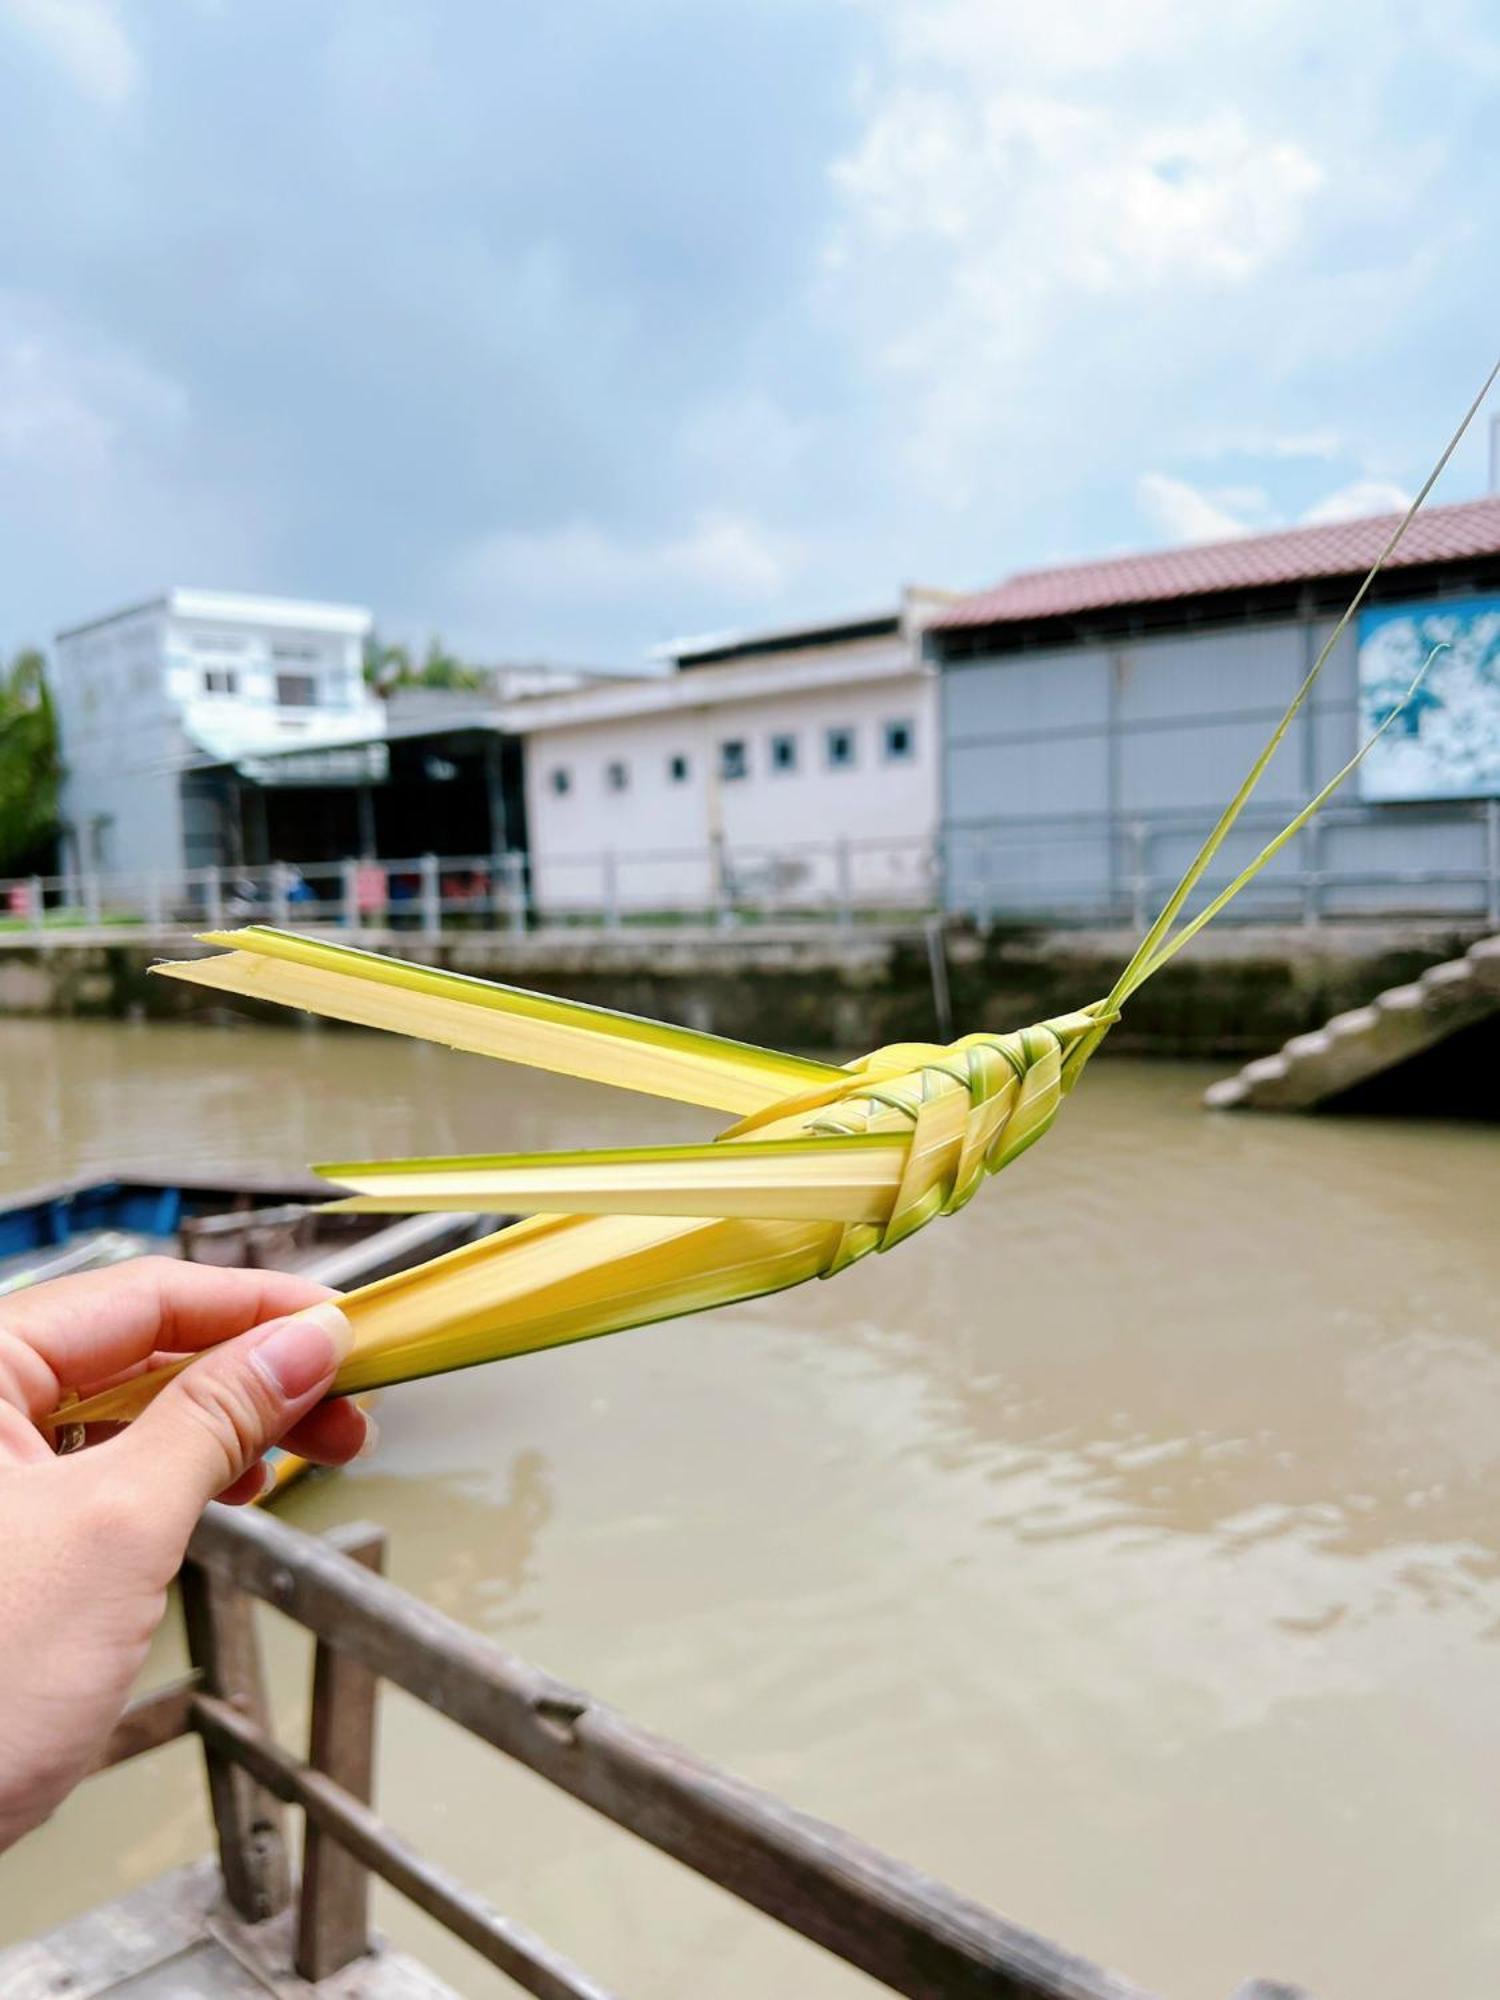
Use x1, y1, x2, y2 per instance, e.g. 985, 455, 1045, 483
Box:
1, 0, 1498, 668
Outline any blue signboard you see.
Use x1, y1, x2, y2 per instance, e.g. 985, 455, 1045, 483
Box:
1357, 595, 1500, 800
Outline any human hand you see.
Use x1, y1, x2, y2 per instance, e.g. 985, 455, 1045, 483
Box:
0, 1258, 365, 1853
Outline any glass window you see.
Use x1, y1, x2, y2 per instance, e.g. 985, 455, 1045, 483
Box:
203, 669, 238, 696
605, 759, 630, 792
882, 718, 915, 762
276, 672, 318, 708
769, 733, 798, 773
719, 739, 749, 781
825, 725, 856, 770
549, 766, 572, 796
667, 752, 690, 783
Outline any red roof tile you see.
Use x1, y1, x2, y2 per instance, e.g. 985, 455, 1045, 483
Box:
933, 493, 1500, 632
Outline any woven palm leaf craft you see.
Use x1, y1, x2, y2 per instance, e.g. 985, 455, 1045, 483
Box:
57, 360, 1499, 1429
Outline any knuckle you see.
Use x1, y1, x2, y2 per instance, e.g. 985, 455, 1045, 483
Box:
173, 1356, 277, 1486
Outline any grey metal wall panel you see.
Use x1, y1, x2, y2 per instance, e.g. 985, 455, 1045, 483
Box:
943, 650, 1109, 741
945, 830, 1116, 917
1118, 714, 1305, 812
1312, 701, 1361, 784
1311, 619, 1359, 703
939, 619, 1497, 922
1113, 623, 1305, 725
946, 732, 1109, 821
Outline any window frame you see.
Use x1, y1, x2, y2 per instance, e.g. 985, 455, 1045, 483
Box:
718, 738, 749, 782
275, 670, 319, 709
768, 732, 799, 775
824, 724, 857, 771
881, 717, 916, 764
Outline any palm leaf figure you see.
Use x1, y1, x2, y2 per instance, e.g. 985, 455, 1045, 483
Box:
59, 360, 1499, 1427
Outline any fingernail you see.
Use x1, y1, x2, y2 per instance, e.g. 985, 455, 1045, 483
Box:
355, 1411, 380, 1459
250, 1301, 353, 1401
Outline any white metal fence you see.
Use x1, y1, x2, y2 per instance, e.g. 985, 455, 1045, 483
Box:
0, 838, 935, 940
944, 797, 1500, 930
2, 800, 1498, 940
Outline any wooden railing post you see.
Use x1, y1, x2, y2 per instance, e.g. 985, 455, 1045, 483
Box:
295, 1524, 387, 1981
179, 1538, 291, 1923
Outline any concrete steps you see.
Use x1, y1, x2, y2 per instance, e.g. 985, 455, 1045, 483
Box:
1205, 934, 1500, 1112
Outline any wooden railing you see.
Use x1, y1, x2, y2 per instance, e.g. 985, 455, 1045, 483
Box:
93, 1505, 1300, 2000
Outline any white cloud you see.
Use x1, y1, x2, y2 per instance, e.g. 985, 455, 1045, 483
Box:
0, 297, 185, 473
824, 3, 1332, 503
1204, 428, 1346, 462
1301, 478, 1412, 525
834, 95, 1319, 294
445, 511, 800, 656
0, 0, 139, 104
1137, 468, 1417, 547
0, 293, 261, 628
1136, 474, 1266, 544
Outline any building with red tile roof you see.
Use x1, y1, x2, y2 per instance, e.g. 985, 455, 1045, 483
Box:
932, 494, 1500, 644
931, 494, 1500, 927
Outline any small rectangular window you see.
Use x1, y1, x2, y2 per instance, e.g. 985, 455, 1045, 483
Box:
276, 672, 318, 708
769, 733, 798, 773
719, 739, 748, 781
882, 718, 915, 762
825, 725, 856, 770
203, 669, 238, 696
667, 752, 690, 783
605, 759, 630, 792
549, 766, 572, 796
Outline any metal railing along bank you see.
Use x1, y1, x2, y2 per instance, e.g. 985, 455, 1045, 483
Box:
3, 798, 1497, 939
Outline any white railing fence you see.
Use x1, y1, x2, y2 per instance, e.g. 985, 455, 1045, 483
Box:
2, 799, 1497, 940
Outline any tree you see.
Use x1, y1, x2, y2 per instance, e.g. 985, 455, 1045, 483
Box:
0, 649, 61, 874
364, 631, 487, 694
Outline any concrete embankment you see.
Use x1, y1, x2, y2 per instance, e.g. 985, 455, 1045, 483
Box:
0, 919, 1489, 1060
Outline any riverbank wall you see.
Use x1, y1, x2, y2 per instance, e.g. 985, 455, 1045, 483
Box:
0, 920, 1487, 1059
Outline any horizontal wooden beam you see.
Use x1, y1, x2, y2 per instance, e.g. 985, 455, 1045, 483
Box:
189, 1506, 1150, 2000
92, 1673, 200, 1771
193, 1691, 616, 2000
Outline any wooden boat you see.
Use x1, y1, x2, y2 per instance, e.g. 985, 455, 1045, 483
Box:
0, 1170, 496, 1494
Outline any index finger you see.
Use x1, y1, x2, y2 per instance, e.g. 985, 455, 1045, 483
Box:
0, 1258, 335, 1422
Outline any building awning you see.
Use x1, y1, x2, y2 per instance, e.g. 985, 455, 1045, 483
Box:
234, 740, 390, 787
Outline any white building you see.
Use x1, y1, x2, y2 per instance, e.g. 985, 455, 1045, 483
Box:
510, 590, 950, 915
53, 589, 378, 880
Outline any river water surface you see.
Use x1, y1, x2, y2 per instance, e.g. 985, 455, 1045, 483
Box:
0, 1016, 1496, 1998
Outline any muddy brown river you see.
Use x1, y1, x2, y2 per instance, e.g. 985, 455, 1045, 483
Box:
0, 1015, 1496, 1997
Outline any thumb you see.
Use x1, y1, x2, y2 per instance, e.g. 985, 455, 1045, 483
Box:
113, 1301, 353, 1535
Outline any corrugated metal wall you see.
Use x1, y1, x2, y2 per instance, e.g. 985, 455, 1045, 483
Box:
941, 616, 1498, 923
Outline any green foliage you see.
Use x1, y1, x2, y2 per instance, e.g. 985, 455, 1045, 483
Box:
0, 648, 61, 873
364, 632, 487, 694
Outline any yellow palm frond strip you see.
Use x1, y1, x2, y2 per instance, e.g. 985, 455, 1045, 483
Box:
171, 925, 839, 1114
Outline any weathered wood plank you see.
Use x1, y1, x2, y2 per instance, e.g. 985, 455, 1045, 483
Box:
194, 1693, 618, 2000
91, 1671, 199, 1771
179, 1553, 292, 1923
0, 1859, 463, 1998
296, 1526, 386, 1982
189, 1505, 1150, 2000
